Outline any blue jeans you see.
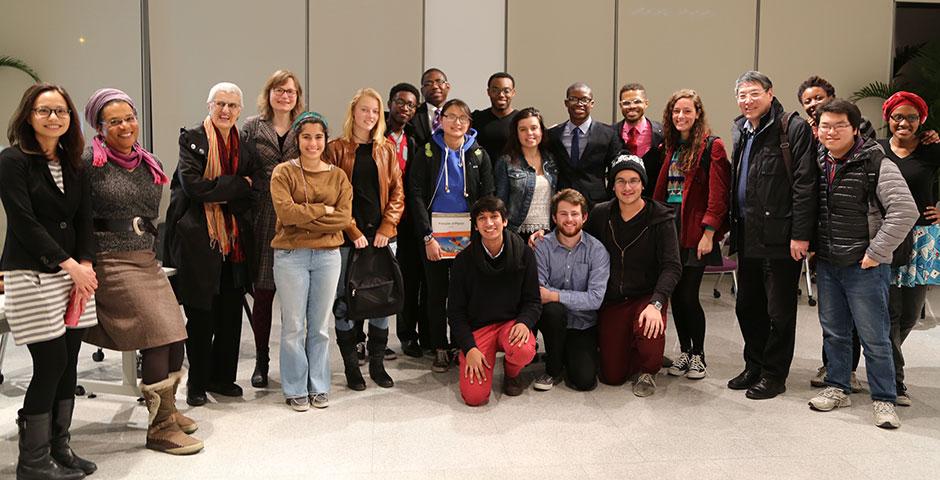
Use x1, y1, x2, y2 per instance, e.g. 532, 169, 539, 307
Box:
273, 248, 342, 399
816, 260, 897, 402
333, 243, 396, 332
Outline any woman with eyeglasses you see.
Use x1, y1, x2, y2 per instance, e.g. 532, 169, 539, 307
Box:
323, 88, 404, 391
163, 82, 261, 407
408, 98, 494, 372
271, 112, 351, 411
880, 91, 940, 407
652, 89, 730, 380
1, 83, 97, 479
495, 107, 558, 238
240, 70, 304, 389
81, 88, 202, 455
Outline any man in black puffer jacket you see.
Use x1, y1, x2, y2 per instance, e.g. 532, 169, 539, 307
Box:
807, 99, 917, 430
728, 71, 817, 400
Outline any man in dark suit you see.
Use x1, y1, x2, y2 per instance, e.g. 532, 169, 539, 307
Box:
548, 82, 621, 208
612, 83, 663, 197
410, 68, 450, 148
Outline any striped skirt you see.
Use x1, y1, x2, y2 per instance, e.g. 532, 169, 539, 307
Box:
3, 269, 97, 345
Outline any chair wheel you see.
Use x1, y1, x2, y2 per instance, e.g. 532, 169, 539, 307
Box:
92, 349, 104, 362
808, 298, 818, 307
74, 385, 86, 396
713, 289, 721, 298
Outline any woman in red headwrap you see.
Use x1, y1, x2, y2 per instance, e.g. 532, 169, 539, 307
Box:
880, 91, 940, 407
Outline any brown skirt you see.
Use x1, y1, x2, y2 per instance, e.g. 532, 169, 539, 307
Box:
84, 250, 187, 351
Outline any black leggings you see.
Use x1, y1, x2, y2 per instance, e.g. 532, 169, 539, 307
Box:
23, 329, 85, 415
671, 266, 706, 355
141, 341, 186, 385
889, 285, 927, 385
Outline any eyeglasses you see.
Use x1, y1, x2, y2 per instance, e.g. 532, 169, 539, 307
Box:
391, 98, 417, 110
890, 113, 920, 124
212, 101, 241, 111
566, 96, 593, 106
102, 114, 138, 128
33, 107, 70, 118
422, 79, 447, 88
614, 178, 643, 187
619, 99, 645, 107
488, 87, 513, 96
272, 87, 298, 97
818, 122, 853, 132
736, 89, 766, 102
442, 113, 470, 124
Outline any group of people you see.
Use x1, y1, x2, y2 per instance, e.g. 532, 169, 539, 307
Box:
1, 65, 937, 478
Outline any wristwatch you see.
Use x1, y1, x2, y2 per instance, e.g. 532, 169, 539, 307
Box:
650, 301, 663, 311
423, 234, 434, 244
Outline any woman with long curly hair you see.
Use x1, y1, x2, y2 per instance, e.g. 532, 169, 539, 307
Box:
652, 89, 731, 380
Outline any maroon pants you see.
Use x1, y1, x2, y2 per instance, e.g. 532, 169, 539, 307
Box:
458, 320, 536, 406
598, 295, 666, 385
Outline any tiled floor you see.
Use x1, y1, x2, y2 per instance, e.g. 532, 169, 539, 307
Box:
2, 282, 939, 479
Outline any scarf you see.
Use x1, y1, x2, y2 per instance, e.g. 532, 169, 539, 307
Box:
202, 116, 244, 262
91, 136, 169, 184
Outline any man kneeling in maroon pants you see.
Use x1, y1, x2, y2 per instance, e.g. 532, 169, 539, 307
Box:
584, 154, 682, 397
448, 196, 541, 406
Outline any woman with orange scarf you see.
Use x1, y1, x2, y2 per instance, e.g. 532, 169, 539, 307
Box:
163, 82, 261, 407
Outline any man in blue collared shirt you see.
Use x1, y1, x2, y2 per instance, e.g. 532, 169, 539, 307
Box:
533, 189, 609, 391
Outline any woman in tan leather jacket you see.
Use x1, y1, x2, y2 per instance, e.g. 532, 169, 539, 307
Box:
324, 87, 404, 392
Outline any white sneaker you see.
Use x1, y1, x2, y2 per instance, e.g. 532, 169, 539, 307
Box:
287, 396, 310, 412
810, 366, 827, 388
310, 392, 329, 409
667, 352, 690, 376
808, 386, 851, 412
850, 372, 863, 393
686, 354, 707, 380
533, 373, 561, 391
873, 401, 900, 429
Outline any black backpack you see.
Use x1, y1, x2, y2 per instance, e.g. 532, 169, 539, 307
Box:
344, 245, 404, 321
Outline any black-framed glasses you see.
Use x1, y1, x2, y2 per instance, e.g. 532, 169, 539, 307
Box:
566, 96, 593, 106
442, 113, 470, 124
391, 98, 417, 110
422, 79, 447, 88
33, 106, 70, 118
272, 87, 297, 97
890, 113, 920, 124
488, 87, 513, 96
102, 114, 138, 128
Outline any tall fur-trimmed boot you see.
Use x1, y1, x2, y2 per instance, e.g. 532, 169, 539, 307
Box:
367, 325, 394, 388
140, 377, 204, 455
167, 370, 198, 434
16, 410, 85, 480
50, 398, 97, 475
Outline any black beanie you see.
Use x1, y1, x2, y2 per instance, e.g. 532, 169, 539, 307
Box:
607, 152, 648, 187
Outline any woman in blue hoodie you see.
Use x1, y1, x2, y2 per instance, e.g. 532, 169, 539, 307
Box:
407, 98, 494, 372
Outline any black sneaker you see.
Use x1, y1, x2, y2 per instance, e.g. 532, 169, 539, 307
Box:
384, 348, 397, 360
432, 349, 450, 373
401, 340, 423, 358
504, 374, 526, 396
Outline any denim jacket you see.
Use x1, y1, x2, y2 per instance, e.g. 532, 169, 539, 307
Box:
494, 151, 558, 232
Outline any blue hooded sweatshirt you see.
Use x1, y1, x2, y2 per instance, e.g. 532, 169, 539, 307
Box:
430, 128, 479, 214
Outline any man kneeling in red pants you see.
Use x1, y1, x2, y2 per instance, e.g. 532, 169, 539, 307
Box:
448, 196, 541, 406
584, 154, 681, 397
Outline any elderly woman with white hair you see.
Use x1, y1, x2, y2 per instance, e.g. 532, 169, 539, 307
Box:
163, 82, 261, 407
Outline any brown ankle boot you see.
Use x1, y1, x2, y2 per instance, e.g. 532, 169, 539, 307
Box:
167, 370, 198, 434
140, 377, 204, 455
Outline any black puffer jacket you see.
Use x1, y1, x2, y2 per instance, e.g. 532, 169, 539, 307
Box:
730, 98, 817, 259
816, 138, 918, 266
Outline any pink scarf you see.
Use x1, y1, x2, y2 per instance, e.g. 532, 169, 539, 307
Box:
91, 136, 169, 185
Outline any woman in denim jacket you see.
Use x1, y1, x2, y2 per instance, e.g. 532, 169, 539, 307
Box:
495, 107, 558, 237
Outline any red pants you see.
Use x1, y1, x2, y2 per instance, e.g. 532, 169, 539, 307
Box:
458, 320, 536, 406
598, 296, 666, 385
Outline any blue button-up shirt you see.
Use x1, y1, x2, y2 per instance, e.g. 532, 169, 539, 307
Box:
534, 230, 610, 330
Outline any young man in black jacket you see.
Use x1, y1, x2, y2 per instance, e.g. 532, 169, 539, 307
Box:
728, 71, 816, 400
584, 154, 681, 397
448, 196, 540, 406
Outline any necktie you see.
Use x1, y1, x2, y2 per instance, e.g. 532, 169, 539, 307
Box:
432, 107, 441, 132
571, 127, 581, 165
626, 127, 638, 155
